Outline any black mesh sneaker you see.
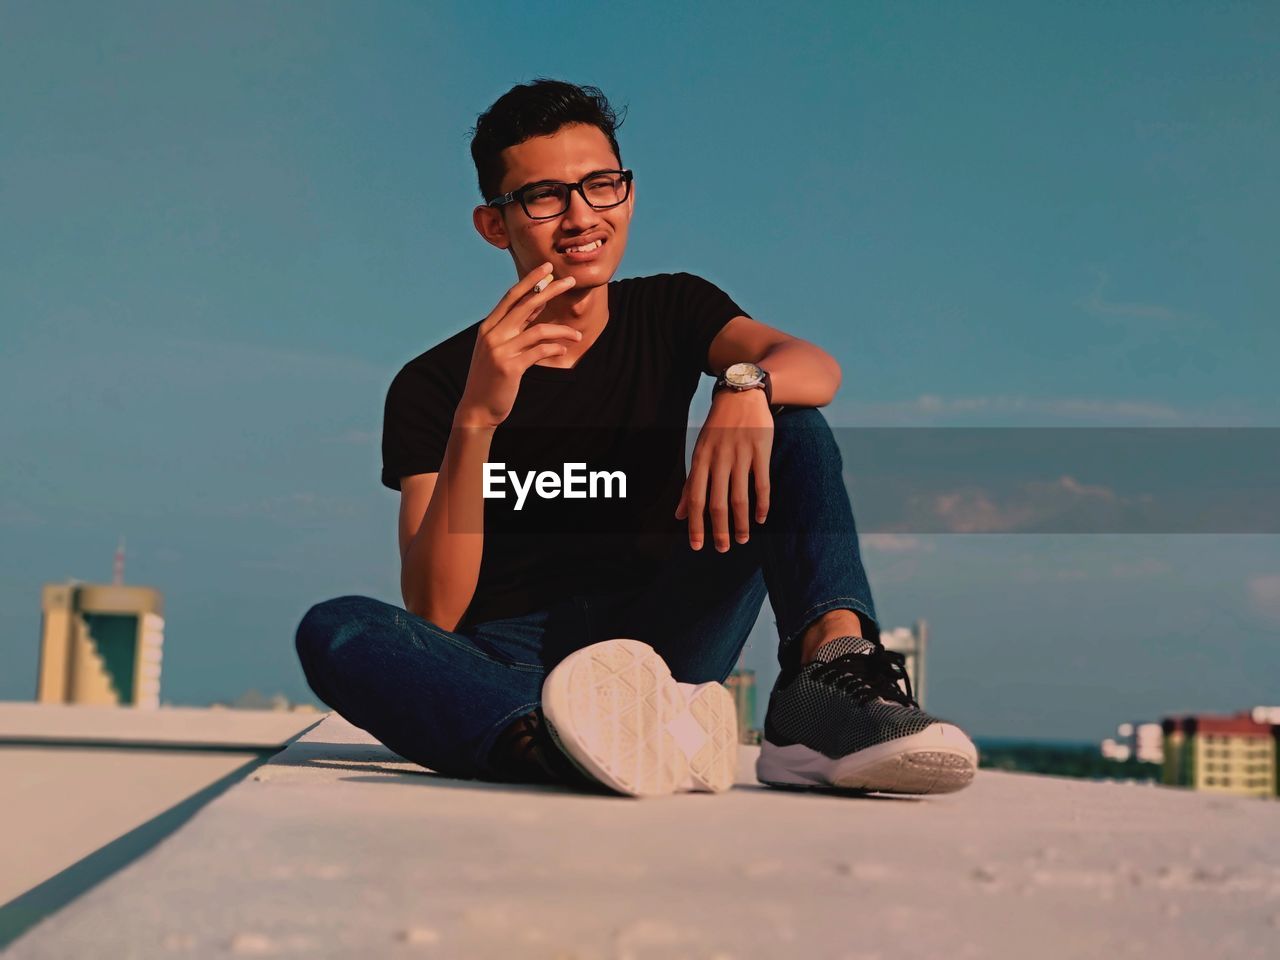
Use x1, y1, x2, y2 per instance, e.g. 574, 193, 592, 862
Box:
757, 635, 977, 794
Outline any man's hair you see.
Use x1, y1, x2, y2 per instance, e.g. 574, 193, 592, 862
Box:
469, 77, 627, 204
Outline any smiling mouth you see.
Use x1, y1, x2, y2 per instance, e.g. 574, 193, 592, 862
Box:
559, 238, 605, 254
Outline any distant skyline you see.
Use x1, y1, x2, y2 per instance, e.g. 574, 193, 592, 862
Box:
2, 1, 1278, 740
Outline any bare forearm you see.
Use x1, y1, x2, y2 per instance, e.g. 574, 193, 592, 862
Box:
755, 341, 842, 407
401, 411, 494, 631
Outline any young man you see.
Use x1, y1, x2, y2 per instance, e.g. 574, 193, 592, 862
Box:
295, 78, 978, 798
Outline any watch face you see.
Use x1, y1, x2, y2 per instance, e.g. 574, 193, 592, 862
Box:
725, 362, 763, 387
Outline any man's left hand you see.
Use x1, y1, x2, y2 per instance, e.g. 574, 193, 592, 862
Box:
675, 388, 773, 551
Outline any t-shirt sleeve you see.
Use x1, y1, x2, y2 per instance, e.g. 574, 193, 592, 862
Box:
671, 272, 751, 376
380, 358, 459, 491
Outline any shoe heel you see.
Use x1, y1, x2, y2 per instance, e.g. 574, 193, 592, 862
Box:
677, 682, 738, 792
542, 638, 688, 797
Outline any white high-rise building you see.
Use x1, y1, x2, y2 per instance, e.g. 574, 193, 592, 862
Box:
1100, 720, 1164, 764
1134, 722, 1164, 763
880, 619, 929, 709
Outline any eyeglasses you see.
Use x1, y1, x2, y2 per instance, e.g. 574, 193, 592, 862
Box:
487, 169, 633, 220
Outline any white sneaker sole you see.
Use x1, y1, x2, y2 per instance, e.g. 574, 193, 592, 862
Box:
675, 680, 738, 793
756, 722, 978, 795
541, 639, 738, 797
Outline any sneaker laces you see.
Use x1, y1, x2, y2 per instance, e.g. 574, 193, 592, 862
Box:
811, 639, 919, 709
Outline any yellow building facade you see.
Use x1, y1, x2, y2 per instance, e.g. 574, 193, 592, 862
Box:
1161, 712, 1277, 798
37, 582, 165, 707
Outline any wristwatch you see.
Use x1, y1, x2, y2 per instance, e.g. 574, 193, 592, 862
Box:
713, 361, 774, 406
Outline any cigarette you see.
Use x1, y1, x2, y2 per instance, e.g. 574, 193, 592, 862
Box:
533, 274, 554, 294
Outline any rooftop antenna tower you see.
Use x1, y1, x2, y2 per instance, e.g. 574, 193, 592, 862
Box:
113, 536, 126, 586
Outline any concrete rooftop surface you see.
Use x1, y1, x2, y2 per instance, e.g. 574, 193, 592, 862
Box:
0, 702, 320, 750
5, 712, 1280, 959
0, 703, 320, 933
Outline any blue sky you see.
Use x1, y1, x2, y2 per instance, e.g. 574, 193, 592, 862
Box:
2, 1, 1278, 739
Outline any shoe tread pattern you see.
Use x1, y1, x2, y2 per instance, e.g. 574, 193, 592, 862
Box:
685, 683, 738, 792
563, 640, 685, 796
833, 749, 977, 795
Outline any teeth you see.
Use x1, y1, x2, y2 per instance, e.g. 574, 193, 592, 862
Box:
563, 239, 602, 253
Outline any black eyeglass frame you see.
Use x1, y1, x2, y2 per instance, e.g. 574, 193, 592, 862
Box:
486, 169, 634, 220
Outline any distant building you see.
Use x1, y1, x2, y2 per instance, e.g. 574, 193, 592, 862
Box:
1134, 723, 1164, 763
1100, 737, 1131, 762
1161, 711, 1277, 798
880, 619, 929, 709
725, 669, 758, 744
1101, 721, 1164, 764
37, 581, 164, 708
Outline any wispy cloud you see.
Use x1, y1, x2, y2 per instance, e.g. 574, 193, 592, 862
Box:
901, 474, 1150, 534
1134, 119, 1196, 138
162, 337, 391, 384
1247, 574, 1280, 623
1012, 565, 1091, 583
829, 393, 1183, 425
1014, 556, 1172, 584
1039, 398, 1181, 421
218, 491, 370, 521
1108, 558, 1171, 579
1078, 267, 1196, 326
862, 533, 936, 554
238, 557, 298, 572
321, 429, 379, 446
0, 500, 44, 528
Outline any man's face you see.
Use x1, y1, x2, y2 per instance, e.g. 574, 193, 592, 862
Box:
475, 122, 635, 285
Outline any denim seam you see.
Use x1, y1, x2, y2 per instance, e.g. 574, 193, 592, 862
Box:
782, 597, 878, 649
416, 621, 545, 674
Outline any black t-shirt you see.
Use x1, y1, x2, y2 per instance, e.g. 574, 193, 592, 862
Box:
381, 271, 750, 630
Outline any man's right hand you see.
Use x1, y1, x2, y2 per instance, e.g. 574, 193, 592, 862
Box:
455, 262, 582, 428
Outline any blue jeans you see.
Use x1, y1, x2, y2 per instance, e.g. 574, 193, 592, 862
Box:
295, 406, 879, 780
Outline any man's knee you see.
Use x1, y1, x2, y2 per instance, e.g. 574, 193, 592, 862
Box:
295, 594, 380, 668
773, 404, 829, 436
772, 405, 841, 463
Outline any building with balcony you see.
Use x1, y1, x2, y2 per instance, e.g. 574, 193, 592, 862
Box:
1161, 711, 1277, 798
36, 581, 165, 708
